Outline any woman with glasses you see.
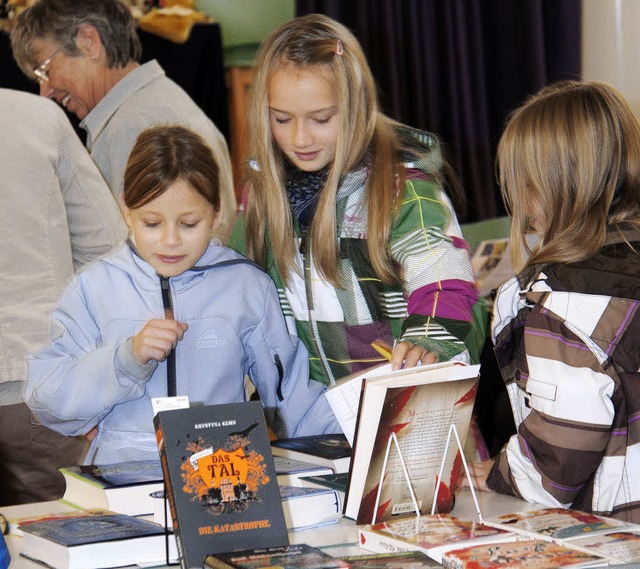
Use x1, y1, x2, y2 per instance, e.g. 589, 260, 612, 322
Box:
9, 0, 236, 243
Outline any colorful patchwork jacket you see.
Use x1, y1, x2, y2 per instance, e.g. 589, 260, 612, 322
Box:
487, 230, 640, 523
230, 131, 485, 386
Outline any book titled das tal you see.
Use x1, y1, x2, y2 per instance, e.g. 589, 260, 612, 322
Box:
18, 510, 177, 569
154, 402, 288, 569
59, 459, 164, 516
343, 362, 480, 524
203, 543, 349, 568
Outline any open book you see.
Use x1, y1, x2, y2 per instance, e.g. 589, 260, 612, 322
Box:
326, 361, 480, 525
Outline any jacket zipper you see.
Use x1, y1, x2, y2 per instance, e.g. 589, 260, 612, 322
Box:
300, 231, 336, 385
160, 276, 177, 397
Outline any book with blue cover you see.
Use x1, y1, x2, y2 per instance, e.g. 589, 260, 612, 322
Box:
18, 510, 177, 568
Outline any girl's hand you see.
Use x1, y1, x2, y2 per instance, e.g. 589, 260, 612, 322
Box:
132, 319, 188, 364
83, 426, 99, 442
391, 341, 439, 371
458, 459, 495, 492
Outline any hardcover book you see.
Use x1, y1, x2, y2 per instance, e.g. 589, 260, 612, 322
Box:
357, 513, 516, 565
273, 455, 334, 487
485, 507, 640, 543
154, 402, 289, 569
343, 362, 480, 524
568, 530, 640, 565
440, 538, 608, 569
270, 433, 352, 474
279, 485, 341, 530
59, 459, 164, 516
341, 550, 444, 567
203, 543, 350, 568
18, 510, 177, 568
298, 472, 348, 507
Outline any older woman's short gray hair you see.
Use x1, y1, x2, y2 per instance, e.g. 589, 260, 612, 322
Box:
10, 0, 141, 79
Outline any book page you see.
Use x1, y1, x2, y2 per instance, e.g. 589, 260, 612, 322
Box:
324, 364, 392, 446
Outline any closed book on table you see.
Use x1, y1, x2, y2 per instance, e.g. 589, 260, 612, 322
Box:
441, 538, 608, 569
59, 460, 164, 516
270, 433, 352, 474
298, 472, 348, 507
357, 513, 516, 565
341, 550, 444, 567
279, 485, 341, 530
273, 455, 333, 487
154, 402, 288, 569
18, 510, 177, 569
203, 543, 350, 568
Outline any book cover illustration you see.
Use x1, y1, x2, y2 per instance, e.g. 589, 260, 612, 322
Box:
18, 513, 166, 546
155, 402, 288, 568
271, 434, 352, 465
203, 543, 349, 568
489, 508, 636, 541
341, 550, 443, 567
568, 531, 640, 564
351, 370, 478, 524
299, 472, 349, 493
75, 459, 163, 486
441, 539, 607, 569
360, 514, 509, 553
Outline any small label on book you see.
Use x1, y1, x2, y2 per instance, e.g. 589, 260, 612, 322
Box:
392, 500, 423, 516
152, 396, 190, 416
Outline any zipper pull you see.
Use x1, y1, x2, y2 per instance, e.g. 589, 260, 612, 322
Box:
274, 354, 284, 401
160, 276, 174, 319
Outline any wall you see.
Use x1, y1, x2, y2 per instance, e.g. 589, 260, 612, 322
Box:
197, 0, 294, 66
582, 0, 640, 115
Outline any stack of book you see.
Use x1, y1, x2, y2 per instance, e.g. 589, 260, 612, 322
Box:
358, 506, 640, 568
59, 460, 164, 516
271, 433, 352, 474
17, 509, 177, 568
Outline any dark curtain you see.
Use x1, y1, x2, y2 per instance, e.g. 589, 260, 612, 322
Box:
296, 0, 581, 222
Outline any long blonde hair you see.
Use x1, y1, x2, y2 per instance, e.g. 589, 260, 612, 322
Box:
245, 13, 404, 287
497, 80, 640, 271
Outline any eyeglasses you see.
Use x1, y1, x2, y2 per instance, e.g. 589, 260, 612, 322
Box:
33, 47, 62, 84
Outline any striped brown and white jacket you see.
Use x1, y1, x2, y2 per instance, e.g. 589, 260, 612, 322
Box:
487, 230, 640, 523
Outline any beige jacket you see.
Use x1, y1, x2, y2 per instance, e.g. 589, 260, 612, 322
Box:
0, 89, 126, 404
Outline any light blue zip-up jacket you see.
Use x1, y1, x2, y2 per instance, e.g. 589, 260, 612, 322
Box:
27, 242, 340, 464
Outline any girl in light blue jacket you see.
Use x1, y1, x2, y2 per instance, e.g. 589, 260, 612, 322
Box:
27, 125, 340, 465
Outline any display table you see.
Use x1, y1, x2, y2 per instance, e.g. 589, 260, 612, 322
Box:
1, 489, 537, 568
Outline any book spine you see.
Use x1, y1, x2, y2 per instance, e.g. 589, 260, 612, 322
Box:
157, 423, 187, 569
357, 527, 417, 555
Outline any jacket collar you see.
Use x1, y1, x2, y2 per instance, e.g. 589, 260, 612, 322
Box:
81, 60, 164, 150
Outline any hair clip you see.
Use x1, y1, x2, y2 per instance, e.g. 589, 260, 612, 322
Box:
336, 39, 344, 56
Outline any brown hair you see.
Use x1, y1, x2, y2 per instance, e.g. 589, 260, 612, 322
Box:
124, 125, 220, 212
497, 80, 640, 270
